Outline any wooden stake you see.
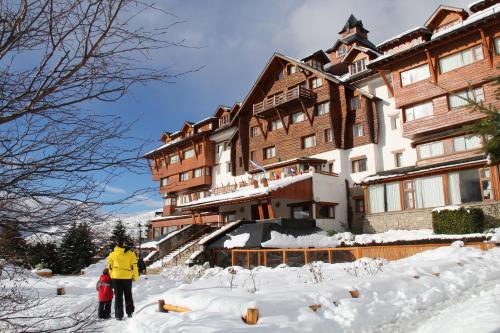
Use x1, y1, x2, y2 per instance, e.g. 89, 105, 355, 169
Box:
57, 287, 65, 296
349, 289, 359, 298
163, 304, 191, 313
158, 299, 166, 312
243, 308, 259, 325
309, 304, 321, 312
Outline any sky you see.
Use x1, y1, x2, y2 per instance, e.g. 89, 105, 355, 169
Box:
99, 0, 474, 213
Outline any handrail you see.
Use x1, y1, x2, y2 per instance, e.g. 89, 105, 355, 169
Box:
162, 226, 211, 267
253, 86, 316, 115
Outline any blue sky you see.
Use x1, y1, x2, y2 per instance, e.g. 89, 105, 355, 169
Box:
100, 0, 472, 213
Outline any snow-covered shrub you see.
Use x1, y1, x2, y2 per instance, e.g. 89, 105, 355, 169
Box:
344, 258, 385, 277
432, 207, 484, 234
308, 262, 324, 283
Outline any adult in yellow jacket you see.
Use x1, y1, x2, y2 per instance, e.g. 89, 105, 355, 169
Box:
108, 241, 138, 320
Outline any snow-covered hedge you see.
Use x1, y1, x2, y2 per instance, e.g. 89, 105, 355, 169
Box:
432, 207, 484, 234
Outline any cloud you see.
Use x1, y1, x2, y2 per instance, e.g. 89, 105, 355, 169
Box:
132, 194, 163, 209
104, 185, 127, 194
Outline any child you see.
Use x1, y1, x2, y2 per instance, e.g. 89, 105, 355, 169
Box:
96, 268, 113, 319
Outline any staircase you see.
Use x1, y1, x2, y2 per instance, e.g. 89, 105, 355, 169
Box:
146, 228, 212, 274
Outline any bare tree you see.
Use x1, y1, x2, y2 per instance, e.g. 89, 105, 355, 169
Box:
0, 0, 196, 330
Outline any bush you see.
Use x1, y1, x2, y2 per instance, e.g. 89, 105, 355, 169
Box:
432, 207, 484, 234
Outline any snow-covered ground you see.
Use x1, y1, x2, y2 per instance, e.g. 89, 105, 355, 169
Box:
5, 243, 500, 332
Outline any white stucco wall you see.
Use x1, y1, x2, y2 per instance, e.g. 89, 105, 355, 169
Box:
312, 173, 348, 232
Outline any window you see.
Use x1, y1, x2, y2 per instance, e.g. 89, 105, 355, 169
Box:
452, 135, 482, 152
480, 168, 493, 200
263, 146, 276, 159
368, 182, 401, 213
350, 58, 367, 74
179, 172, 189, 181
310, 77, 322, 89
417, 141, 444, 159
269, 119, 283, 131
287, 65, 297, 75
350, 96, 360, 110
413, 175, 445, 208
394, 152, 403, 168
317, 204, 336, 218
219, 115, 230, 127
291, 204, 311, 219
439, 45, 483, 73
308, 59, 322, 70
325, 128, 333, 143
226, 161, 232, 173
193, 168, 203, 178
301, 135, 316, 149
205, 167, 211, 176
390, 114, 401, 130
403, 180, 415, 209
336, 44, 347, 57
250, 150, 256, 161
405, 101, 433, 121
400, 64, 430, 86
251, 126, 260, 137
277, 70, 284, 80
164, 197, 176, 206
157, 158, 165, 168
351, 158, 367, 173
448, 86, 485, 109
160, 177, 169, 187
291, 112, 305, 124
169, 154, 179, 164
183, 149, 195, 159
496, 37, 500, 55
448, 169, 483, 204
315, 102, 329, 116
353, 124, 363, 137
355, 199, 365, 213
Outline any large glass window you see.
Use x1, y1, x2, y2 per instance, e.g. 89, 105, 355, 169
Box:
449, 86, 485, 109
439, 45, 483, 73
291, 204, 311, 219
405, 101, 433, 121
448, 169, 482, 205
368, 182, 401, 213
417, 140, 444, 159
480, 168, 493, 200
452, 135, 482, 152
400, 64, 430, 86
414, 175, 445, 208
317, 204, 336, 218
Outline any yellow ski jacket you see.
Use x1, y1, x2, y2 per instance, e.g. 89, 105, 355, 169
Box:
108, 246, 138, 281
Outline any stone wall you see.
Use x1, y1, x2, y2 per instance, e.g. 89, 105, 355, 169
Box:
363, 202, 500, 233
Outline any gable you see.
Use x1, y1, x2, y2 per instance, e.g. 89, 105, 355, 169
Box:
425, 6, 468, 31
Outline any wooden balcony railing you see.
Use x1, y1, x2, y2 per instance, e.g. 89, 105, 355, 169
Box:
253, 86, 316, 116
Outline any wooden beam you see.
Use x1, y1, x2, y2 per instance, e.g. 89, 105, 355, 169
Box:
192, 141, 198, 159
176, 147, 182, 165
254, 116, 267, 140
162, 152, 168, 169
425, 49, 437, 83
479, 28, 493, 68
275, 108, 289, 134
257, 202, 264, 220
256, 85, 267, 98
378, 70, 394, 97
300, 100, 313, 126
267, 201, 274, 219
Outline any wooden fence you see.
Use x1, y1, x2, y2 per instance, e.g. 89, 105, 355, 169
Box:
231, 242, 496, 269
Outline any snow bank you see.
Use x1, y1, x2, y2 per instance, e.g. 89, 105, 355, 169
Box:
223, 233, 250, 248
262, 229, 489, 248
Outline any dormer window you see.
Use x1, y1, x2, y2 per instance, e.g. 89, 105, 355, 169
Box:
287, 65, 297, 75
434, 20, 459, 33
277, 70, 284, 81
219, 114, 230, 127
336, 45, 347, 57
350, 58, 367, 74
307, 59, 322, 70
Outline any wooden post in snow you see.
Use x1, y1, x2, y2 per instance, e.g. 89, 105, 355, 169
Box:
243, 308, 259, 325
158, 299, 165, 312
57, 287, 65, 296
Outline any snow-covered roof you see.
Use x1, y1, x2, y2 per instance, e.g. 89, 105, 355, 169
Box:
198, 220, 243, 245
179, 173, 313, 209
370, 3, 499, 66
377, 26, 431, 49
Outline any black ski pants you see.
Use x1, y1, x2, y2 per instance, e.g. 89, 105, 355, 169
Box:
111, 279, 134, 318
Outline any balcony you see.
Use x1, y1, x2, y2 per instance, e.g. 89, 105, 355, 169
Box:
160, 175, 212, 194
253, 86, 316, 117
